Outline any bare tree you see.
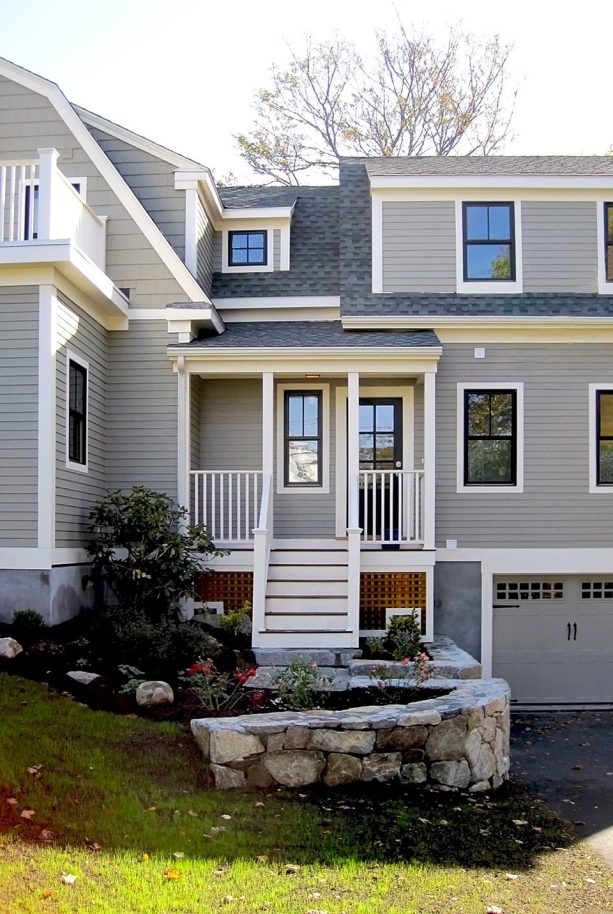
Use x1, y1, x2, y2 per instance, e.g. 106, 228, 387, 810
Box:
236, 25, 516, 185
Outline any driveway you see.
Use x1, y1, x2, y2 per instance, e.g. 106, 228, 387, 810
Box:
511, 711, 613, 867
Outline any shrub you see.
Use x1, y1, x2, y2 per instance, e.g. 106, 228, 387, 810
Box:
117, 665, 146, 695
369, 652, 434, 696
218, 600, 251, 637
88, 486, 223, 623
11, 609, 46, 645
385, 612, 422, 661
272, 658, 332, 710
179, 659, 257, 713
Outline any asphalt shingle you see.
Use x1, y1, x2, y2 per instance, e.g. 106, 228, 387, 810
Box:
359, 155, 613, 177
170, 321, 440, 349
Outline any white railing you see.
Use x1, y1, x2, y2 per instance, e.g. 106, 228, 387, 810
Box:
0, 150, 106, 270
252, 473, 273, 643
358, 470, 424, 545
190, 470, 262, 544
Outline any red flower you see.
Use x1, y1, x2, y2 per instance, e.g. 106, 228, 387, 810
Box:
235, 666, 257, 685
187, 659, 215, 677
249, 689, 267, 710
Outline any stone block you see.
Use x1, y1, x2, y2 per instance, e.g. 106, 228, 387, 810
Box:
425, 716, 468, 761
246, 762, 275, 789
400, 762, 427, 784
284, 725, 310, 749
398, 709, 442, 727
430, 759, 470, 789
469, 780, 490, 793
66, 671, 101, 686
210, 730, 265, 765
465, 728, 482, 770
479, 716, 496, 744
263, 751, 326, 787
470, 743, 496, 782
266, 732, 285, 752
210, 764, 246, 789
376, 726, 428, 752
485, 695, 507, 715
467, 707, 484, 731
324, 753, 363, 786
361, 753, 402, 782
309, 729, 375, 755
0, 637, 23, 659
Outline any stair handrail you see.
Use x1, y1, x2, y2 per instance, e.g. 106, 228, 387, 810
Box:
252, 473, 273, 645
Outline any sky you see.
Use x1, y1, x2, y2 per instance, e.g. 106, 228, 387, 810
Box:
0, 0, 612, 183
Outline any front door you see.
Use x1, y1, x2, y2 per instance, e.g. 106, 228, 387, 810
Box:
358, 399, 403, 541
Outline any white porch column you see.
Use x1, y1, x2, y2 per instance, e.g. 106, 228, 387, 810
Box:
37, 148, 59, 241
261, 372, 274, 477
177, 356, 191, 520
423, 368, 436, 550
346, 372, 361, 645
252, 371, 274, 646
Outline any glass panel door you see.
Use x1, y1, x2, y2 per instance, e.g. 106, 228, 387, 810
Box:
358, 399, 403, 541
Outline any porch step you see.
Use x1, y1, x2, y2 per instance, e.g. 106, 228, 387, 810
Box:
268, 564, 348, 582
269, 549, 348, 566
253, 648, 362, 666
266, 579, 348, 597
265, 595, 348, 613
256, 631, 356, 649
265, 614, 349, 631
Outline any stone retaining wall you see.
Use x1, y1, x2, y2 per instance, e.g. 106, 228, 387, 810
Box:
191, 678, 510, 791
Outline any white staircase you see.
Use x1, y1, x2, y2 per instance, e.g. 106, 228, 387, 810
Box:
258, 545, 353, 648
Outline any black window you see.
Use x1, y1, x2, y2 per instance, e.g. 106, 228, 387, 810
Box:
596, 391, 613, 484
229, 230, 267, 266
284, 391, 321, 486
68, 359, 87, 466
605, 204, 613, 282
464, 389, 516, 485
463, 203, 515, 281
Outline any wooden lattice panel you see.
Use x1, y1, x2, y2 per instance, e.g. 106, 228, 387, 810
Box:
360, 572, 427, 633
199, 572, 253, 611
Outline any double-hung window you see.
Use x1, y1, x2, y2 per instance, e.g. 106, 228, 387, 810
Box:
284, 391, 322, 487
463, 203, 515, 282
596, 390, 613, 485
67, 356, 88, 469
605, 204, 613, 282
461, 387, 520, 488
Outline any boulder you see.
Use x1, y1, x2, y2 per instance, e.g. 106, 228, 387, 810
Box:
66, 671, 101, 686
246, 762, 275, 789
0, 637, 23, 659
309, 729, 375, 755
135, 680, 174, 708
361, 753, 402, 782
430, 759, 471, 789
470, 743, 496, 782
400, 762, 427, 784
266, 732, 285, 752
210, 764, 246, 789
209, 729, 265, 765
425, 716, 468, 761
263, 751, 325, 787
324, 753, 363, 786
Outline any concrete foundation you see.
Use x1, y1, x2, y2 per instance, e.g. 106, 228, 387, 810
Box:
434, 561, 482, 661
0, 564, 93, 626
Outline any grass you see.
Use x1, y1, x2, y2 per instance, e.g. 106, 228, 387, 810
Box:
0, 673, 611, 914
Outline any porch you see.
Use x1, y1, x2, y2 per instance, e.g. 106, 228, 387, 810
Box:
170, 322, 441, 648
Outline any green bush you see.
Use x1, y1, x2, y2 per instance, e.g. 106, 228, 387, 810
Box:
273, 658, 332, 710
11, 609, 46, 645
88, 486, 223, 624
384, 612, 422, 661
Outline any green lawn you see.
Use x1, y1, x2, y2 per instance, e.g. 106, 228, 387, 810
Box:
0, 673, 610, 914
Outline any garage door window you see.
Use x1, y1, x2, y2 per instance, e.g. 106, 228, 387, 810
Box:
581, 581, 613, 599
496, 580, 564, 601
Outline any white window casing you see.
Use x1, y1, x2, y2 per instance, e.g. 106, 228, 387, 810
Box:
456, 381, 524, 494
65, 349, 89, 474
589, 382, 613, 493
276, 383, 330, 494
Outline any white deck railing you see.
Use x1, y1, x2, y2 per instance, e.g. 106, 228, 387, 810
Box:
190, 470, 262, 544
0, 150, 106, 270
252, 473, 273, 643
358, 469, 424, 545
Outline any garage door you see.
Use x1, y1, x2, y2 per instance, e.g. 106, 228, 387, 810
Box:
493, 576, 613, 704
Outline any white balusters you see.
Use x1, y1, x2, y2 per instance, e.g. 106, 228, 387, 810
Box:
190, 471, 262, 543
358, 470, 424, 544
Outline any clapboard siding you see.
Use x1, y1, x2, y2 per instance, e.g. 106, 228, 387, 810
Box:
0, 75, 189, 308
55, 295, 108, 548
198, 379, 262, 472
382, 201, 456, 292
0, 287, 38, 546
212, 231, 222, 272
196, 197, 214, 293
436, 342, 613, 547
190, 375, 202, 471
273, 229, 281, 271
106, 322, 178, 499
522, 201, 598, 292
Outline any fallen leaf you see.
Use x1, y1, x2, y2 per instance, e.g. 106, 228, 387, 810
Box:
86, 841, 102, 852
61, 874, 77, 885
40, 829, 56, 843
511, 819, 528, 826
146, 806, 157, 812
486, 907, 503, 914
223, 896, 234, 904
172, 852, 185, 859
221, 814, 232, 820
505, 873, 518, 881
20, 809, 35, 820
585, 878, 596, 884
142, 853, 149, 861
5, 798, 18, 806
210, 826, 226, 834
41, 889, 53, 899
163, 868, 181, 880
418, 817, 432, 825
254, 801, 265, 807
256, 855, 269, 863
285, 864, 301, 875
187, 810, 198, 817
27, 765, 43, 778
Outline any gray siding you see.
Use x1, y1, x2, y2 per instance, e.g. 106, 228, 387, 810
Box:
196, 197, 214, 293
273, 229, 281, 271
522, 201, 598, 293
0, 75, 189, 308
382, 201, 456, 293
0, 287, 38, 546
89, 127, 186, 261
55, 295, 108, 548
198, 379, 262, 471
190, 375, 202, 471
213, 231, 222, 272
436, 342, 613, 548
106, 321, 178, 499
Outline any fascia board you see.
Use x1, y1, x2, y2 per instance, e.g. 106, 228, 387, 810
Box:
167, 345, 442, 360
369, 175, 613, 190
342, 315, 613, 329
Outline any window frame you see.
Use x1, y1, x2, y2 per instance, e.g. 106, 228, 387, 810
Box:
455, 200, 523, 294
228, 229, 268, 268
66, 350, 89, 473
462, 202, 516, 283
588, 384, 613, 492
456, 382, 524, 493
283, 389, 322, 488
276, 383, 330, 494
605, 203, 613, 283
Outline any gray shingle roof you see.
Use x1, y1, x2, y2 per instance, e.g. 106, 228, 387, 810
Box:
341, 293, 613, 318
212, 186, 339, 298
359, 156, 613, 177
171, 321, 440, 349
218, 186, 299, 208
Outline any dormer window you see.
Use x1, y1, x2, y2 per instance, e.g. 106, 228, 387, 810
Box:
463, 203, 515, 281
228, 230, 267, 267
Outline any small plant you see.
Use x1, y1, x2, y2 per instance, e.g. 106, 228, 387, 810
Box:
180, 659, 257, 713
385, 612, 422, 661
369, 652, 434, 696
117, 665, 146, 695
272, 658, 333, 710
11, 609, 46, 645
365, 636, 386, 657
218, 600, 251, 636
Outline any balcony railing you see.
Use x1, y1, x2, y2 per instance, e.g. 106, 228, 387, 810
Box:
0, 149, 106, 270
191, 470, 263, 544
358, 469, 424, 545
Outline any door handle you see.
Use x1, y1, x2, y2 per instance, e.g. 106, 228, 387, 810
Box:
573, 622, 577, 641
567, 622, 571, 641
395, 461, 402, 469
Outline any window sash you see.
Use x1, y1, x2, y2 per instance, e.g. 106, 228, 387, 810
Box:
284, 390, 322, 486
462, 203, 516, 282
228, 230, 267, 266
596, 390, 613, 485
464, 389, 517, 486
605, 204, 613, 282
68, 360, 87, 465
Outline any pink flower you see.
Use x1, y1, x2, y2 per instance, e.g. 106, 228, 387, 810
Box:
400, 657, 410, 665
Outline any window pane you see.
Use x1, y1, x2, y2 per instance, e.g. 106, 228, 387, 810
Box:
467, 393, 490, 436
607, 246, 613, 282
375, 403, 394, 432
466, 205, 488, 240
488, 205, 511, 239
599, 441, 613, 484
232, 234, 248, 249
467, 439, 513, 484
247, 248, 265, 264
302, 396, 319, 437
607, 205, 613, 243
599, 393, 613, 437
288, 395, 304, 437
288, 440, 319, 484
359, 403, 374, 432
232, 248, 248, 264
375, 433, 394, 461
359, 433, 374, 464
490, 393, 514, 436
466, 244, 512, 280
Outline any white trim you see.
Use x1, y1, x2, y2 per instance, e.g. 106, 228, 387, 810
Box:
423, 370, 436, 549
177, 357, 190, 514
184, 186, 198, 277
597, 199, 613, 295
262, 373, 274, 478
455, 199, 523, 294
65, 349, 89, 474
213, 296, 340, 310
335, 384, 415, 537
371, 194, 383, 293
588, 383, 613, 493
0, 547, 89, 570
343, 314, 613, 330
456, 381, 524, 493
38, 285, 56, 550
276, 383, 330, 494
280, 224, 290, 271
222, 228, 274, 274
220, 206, 295, 220
369, 174, 613, 190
